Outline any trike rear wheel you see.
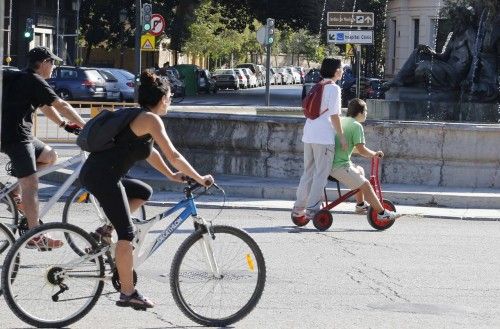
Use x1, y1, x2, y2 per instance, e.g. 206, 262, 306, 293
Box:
312, 210, 333, 231
367, 199, 396, 230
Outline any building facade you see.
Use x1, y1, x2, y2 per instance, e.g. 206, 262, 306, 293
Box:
3, 0, 78, 68
385, 0, 444, 78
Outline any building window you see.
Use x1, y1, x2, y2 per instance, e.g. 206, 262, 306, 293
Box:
413, 19, 420, 49
35, 33, 43, 47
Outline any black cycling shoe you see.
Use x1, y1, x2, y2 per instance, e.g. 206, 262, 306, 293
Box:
116, 290, 154, 311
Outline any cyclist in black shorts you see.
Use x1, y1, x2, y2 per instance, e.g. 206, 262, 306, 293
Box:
1, 46, 85, 248
79, 71, 214, 309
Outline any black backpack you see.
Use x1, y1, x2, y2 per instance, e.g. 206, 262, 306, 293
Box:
77, 107, 144, 152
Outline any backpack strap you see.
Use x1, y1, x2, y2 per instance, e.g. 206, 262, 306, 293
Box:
318, 80, 334, 117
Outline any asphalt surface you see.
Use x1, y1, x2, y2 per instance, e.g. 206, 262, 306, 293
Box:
0, 203, 499, 328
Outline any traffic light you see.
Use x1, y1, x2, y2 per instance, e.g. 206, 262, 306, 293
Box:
141, 3, 152, 32
266, 18, 275, 45
24, 17, 34, 42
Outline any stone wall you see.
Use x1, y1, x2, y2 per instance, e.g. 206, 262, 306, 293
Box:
161, 112, 500, 189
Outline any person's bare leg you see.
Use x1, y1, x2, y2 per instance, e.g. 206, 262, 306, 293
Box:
116, 240, 135, 295
12, 147, 57, 201
18, 174, 40, 228
354, 190, 364, 204
36, 146, 57, 170
128, 198, 146, 214
359, 182, 384, 213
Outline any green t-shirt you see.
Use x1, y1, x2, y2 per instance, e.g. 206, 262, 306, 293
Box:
332, 117, 365, 168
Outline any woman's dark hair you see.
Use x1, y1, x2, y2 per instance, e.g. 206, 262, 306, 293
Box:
320, 58, 342, 78
138, 70, 170, 108
347, 98, 367, 117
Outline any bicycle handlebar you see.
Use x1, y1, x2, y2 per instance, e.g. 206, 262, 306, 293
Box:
182, 176, 221, 195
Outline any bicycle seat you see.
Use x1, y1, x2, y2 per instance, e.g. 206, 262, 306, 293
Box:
327, 175, 339, 183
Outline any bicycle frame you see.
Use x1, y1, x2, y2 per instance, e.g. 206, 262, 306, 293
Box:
0, 151, 101, 223
133, 193, 208, 268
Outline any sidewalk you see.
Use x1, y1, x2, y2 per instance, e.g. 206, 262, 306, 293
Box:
26, 144, 498, 222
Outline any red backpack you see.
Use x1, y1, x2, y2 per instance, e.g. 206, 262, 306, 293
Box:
302, 80, 332, 120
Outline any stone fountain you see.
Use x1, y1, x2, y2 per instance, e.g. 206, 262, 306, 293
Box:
368, 1, 499, 123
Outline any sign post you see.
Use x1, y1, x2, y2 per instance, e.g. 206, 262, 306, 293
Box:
327, 11, 374, 99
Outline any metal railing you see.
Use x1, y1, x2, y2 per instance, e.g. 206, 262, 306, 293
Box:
34, 101, 138, 143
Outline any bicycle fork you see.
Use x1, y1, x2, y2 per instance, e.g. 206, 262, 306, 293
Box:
194, 216, 222, 279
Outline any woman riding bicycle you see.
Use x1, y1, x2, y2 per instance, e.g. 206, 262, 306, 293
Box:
79, 71, 214, 309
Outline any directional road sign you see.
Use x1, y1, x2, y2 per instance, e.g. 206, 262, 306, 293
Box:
327, 30, 374, 45
327, 12, 374, 27
149, 13, 166, 36
141, 33, 156, 51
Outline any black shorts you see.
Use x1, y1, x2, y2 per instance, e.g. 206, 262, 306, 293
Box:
2, 138, 47, 178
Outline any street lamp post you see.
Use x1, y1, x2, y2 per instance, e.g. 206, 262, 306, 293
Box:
119, 9, 127, 68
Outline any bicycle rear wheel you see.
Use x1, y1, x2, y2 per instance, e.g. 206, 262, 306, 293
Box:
62, 184, 146, 254
1, 222, 105, 328
170, 225, 266, 327
0, 222, 15, 296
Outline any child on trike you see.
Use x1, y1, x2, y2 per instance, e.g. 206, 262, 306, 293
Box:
292, 98, 401, 231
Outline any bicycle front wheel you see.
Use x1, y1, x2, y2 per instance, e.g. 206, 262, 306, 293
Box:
170, 225, 266, 327
0, 222, 15, 296
1, 222, 105, 328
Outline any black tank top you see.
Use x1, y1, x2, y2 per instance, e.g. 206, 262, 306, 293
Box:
85, 123, 153, 177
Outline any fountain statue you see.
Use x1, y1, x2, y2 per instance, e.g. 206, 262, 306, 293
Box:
378, 0, 499, 122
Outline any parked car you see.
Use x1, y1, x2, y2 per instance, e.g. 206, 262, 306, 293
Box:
256, 64, 266, 86
302, 68, 322, 99
349, 77, 387, 100
197, 69, 217, 94
276, 67, 294, 85
241, 68, 258, 88
236, 63, 264, 87
233, 68, 248, 89
96, 69, 121, 102
165, 68, 186, 97
212, 69, 239, 90
99, 68, 135, 102
295, 66, 306, 83
286, 67, 302, 84
270, 68, 283, 85
47, 66, 106, 101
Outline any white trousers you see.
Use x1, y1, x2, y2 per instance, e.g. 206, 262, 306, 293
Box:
294, 143, 334, 212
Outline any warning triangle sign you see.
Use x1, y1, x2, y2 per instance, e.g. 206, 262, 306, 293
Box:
143, 40, 153, 49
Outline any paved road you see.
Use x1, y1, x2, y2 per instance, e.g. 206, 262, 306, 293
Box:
1, 202, 498, 328
174, 84, 303, 107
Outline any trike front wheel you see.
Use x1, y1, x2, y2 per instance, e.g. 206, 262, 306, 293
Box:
170, 225, 266, 327
367, 199, 396, 230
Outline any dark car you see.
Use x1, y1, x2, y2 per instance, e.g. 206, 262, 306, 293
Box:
165, 68, 186, 98
212, 69, 239, 90
349, 78, 386, 100
47, 66, 106, 101
302, 68, 322, 99
2, 65, 20, 72
197, 69, 217, 94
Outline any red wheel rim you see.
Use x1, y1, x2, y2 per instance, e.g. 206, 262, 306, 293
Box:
371, 200, 396, 228
314, 211, 332, 230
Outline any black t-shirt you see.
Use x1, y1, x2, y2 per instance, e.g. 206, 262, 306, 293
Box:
1, 69, 58, 146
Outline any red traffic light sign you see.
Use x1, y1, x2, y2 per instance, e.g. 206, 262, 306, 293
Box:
149, 14, 166, 36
